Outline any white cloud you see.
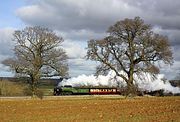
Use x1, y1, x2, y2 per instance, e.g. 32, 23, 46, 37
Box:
0, 28, 14, 42
160, 61, 180, 80
62, 39, 86, 59
0, 28, 15, 76
62, 39, 98, 77
0, 28, 15, 56
16, 0, 143, 31
68, 58, 97, 77
16, 0, 180, 31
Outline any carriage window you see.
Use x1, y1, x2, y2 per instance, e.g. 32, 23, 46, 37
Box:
113, 89, 116, 92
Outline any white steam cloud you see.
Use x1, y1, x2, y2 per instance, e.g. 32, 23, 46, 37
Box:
59, 71, 180, 94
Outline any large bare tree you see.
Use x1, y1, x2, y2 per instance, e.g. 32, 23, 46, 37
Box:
2, 26, 68, 96
87, 17, 173, 95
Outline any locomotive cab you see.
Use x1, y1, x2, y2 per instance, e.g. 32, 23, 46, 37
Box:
53, 86, 62, 96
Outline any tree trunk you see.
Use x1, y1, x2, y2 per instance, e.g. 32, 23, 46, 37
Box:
126, 80, 136, 97
30, 75, 38, 97
126, 67, 136, 97
30, 76, 36, 97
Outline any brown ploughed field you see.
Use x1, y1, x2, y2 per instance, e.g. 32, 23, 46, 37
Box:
0, 96, 180, 122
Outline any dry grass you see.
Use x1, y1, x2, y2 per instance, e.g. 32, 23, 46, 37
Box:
0, 80, 26, 96
0, 96, 180, 122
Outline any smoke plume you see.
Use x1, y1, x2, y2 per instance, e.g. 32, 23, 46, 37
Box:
59, 71, 180, 94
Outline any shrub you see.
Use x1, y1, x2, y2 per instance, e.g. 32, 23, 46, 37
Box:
23, 85, 44, 99
35, 89, 44, 99
23, 85, 33, 96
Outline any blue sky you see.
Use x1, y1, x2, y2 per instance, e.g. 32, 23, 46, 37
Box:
0, 0, 180, 79
0, 0, 25, 28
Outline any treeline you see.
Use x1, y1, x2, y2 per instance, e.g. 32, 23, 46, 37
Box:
0, 77, 61, 86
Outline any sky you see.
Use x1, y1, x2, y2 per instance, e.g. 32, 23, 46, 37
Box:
0, 0, 180, 80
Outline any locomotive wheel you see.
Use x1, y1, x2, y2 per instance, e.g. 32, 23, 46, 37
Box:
61, 92, 73, 95
66, 91, 73, 95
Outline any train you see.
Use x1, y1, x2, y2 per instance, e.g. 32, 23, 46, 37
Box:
53, 85, 148, 96
53, 85, 180, 96
53, 85, 121, 95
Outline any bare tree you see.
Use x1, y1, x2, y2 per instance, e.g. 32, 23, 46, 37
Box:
2, 26, 68, 97
87, 17, 173, 95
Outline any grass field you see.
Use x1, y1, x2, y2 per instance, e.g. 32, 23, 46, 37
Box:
0, 96, 180, 122
0, 79, 55, 96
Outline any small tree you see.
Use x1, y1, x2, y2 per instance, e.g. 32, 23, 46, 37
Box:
2, 26, 68, 97
87, 17, 173, 95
